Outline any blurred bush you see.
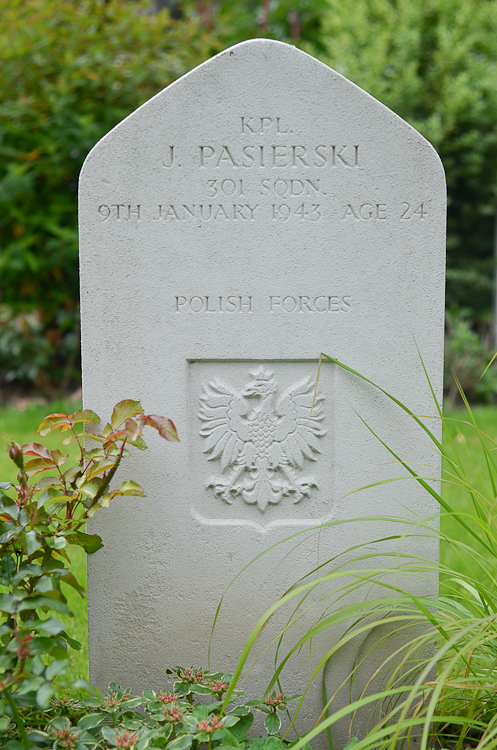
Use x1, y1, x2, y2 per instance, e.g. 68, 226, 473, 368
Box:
320, 0, 497, 323
444, 310, 497, 405
0, 0, 228, 396
3, 0, 497, 399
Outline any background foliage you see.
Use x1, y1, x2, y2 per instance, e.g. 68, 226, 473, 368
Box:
2, 0, 497, 399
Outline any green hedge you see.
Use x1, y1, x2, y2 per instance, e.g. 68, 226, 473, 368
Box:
0, 0, 227, 391
321, 0, 497, 319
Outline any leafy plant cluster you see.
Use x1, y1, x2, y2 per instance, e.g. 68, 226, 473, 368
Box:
0, 398, 179, 748
2, 667, 301, 750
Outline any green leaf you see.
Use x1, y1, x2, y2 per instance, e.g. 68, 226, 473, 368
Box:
126, 434, 147, 450
63, 465, 82, 484
100, 725, 119, 743
119, 480, 146, 497
0, 482, 11, 491
33, 617, 65, 635
221, 728, 242, 747
192, 704, 209, 719
343, 740, 359, 750
78, 712, 107, 729
0, 716, 10, 731
37, 681, 56, 707
85, 459, 116, 481
20, 529, 42, 556
0, 593, 20, 614
264, 713, 281, 736
79, 433, 105, 443
223, 716, 240, 727
111, 400, 144, 429
61, 433, 77, 445
35, 575, 54, 593
61, 572, 86, 594
45, 658, 69, 681
78, 477, 103, 499
190, 684, 212, 695
228, 706, 251, 716
168, 734, 193, 750
46, 535, 67, 550
66, 531, 104, 554
228, 713, 253, 739
264, 737, 282, 750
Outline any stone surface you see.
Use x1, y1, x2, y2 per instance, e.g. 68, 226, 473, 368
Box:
79, 40, 445, 745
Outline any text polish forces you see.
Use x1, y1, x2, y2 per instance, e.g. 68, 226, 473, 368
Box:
175, 296, 253, 313
270, 296, 352, 313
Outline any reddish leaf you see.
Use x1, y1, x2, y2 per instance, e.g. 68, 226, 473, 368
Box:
111, 400, 143, 430
85, 459, 116, 481
79, 433, 105, 443
145, 416, 179, 442
25, 458, 56, 476
123, 418, 141, 442
22, 442, 52, 459
37, 413, 71, 436
33, 477, 60, 492
69, 409, 100, 425
50, 449, 68, 467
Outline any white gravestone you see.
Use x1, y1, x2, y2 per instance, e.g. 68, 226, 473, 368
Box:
79, 40, 445, 744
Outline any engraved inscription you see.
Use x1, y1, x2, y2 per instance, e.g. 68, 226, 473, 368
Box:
175, 295, 352, 313
269, 295, 351, 313
240, 116, 289, 134
176, 295, 253, 313
400, 202, 427, 220
198, 144, 359, 169
199, 366, 326, 513
341, 204, 386, 220
96, 117, 429, 226
154, 204, 259, 221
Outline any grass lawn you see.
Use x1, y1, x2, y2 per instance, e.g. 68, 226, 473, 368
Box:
1, 398, 496, 691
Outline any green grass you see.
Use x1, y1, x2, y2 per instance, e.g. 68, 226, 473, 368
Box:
0, 398, 88, 685
440, 405, 497, 589
1, 398, 497, 696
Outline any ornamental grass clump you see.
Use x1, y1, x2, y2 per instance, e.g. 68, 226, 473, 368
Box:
215, 354, 497, 750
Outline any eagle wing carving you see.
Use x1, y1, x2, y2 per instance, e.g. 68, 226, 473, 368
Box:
273, 376, 326, 469
198, 378, 250, 472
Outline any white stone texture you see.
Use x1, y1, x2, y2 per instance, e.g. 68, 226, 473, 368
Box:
79, 40, 445, 746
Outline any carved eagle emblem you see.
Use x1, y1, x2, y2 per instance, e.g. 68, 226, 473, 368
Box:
198, 366, 326, 513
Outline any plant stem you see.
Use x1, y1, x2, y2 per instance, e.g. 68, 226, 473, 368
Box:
5, 687, 29, 748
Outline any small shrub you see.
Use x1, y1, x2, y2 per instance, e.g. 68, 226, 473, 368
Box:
0, 399, 178, 745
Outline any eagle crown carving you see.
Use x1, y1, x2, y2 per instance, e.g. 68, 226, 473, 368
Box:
198, 366, 326, 513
